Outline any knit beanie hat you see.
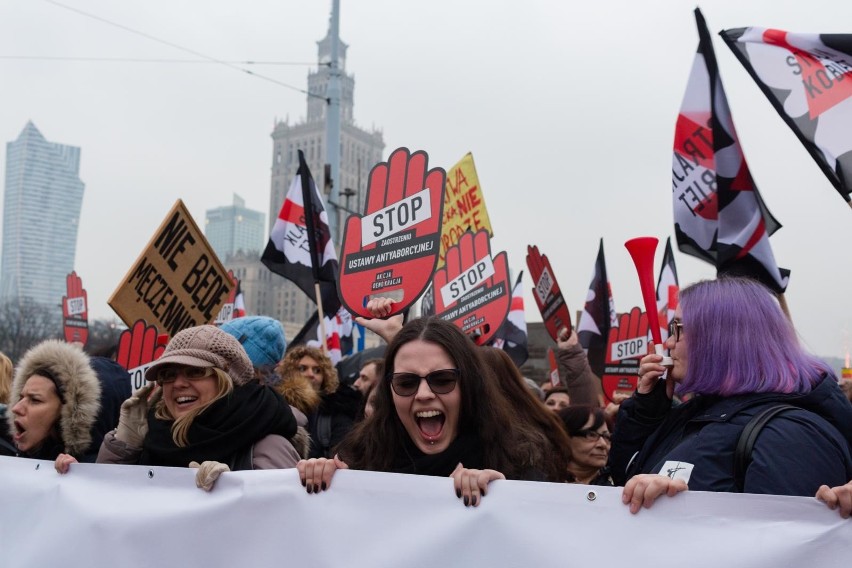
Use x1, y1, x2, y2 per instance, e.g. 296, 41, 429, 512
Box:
145, 325, 254, 386
220, 316, 287, 368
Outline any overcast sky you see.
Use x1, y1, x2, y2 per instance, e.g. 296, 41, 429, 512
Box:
1, 0, 850, 360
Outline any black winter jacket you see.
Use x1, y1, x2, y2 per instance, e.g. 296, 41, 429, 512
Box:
609, 376, 852, 496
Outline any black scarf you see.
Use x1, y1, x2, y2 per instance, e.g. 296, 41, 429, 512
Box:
390, 431, 484, 477
140, 383, 297, 468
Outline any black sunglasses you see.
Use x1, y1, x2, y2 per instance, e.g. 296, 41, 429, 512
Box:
390, 369, 460, 397
668, 319, 684, 342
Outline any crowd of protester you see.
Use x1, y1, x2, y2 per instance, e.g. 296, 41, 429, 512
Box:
2, 276, 852, 518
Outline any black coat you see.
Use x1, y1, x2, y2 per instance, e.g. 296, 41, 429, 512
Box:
609, 376, 852, 496
307, 386, 361, 459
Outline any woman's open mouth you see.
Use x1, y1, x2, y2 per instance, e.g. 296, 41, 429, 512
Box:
12, 420, 25, 442
415, 410, 445, 441
175, 395, 198, 408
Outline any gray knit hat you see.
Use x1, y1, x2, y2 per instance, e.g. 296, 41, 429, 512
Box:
145, 325, 254, 386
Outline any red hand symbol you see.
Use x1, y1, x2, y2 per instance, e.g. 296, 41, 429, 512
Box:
338, 147, 446, 318
62, 271, 89, 345
601, 307, 649, 402
116, 320, 166, 371
526, 245, 572, 341
433, 230, 510, 345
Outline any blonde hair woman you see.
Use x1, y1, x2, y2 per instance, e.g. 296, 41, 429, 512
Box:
56, 326, 301, 490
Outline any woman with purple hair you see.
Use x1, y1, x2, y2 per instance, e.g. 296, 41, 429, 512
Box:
609, 277, 852, 514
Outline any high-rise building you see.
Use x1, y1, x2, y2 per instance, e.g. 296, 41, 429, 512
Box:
269, 28, 385, 236
232, 23, 384, 328
205, 194, 265, 263
1, 122, 85, 307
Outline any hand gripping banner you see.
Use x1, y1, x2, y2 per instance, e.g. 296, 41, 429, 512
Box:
526, 245, 572, 341
433, 229, 511, 345
338, 147, 446, 318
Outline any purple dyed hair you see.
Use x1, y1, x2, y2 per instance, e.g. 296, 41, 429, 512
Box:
677, 277, 830, 396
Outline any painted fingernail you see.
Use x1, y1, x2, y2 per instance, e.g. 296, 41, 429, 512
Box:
481, 488, 487, 497
301, 478, 307, 487
307, 484, 313, 494
463, 496, 470, 507
456, 488, 461, 498
471, 494, 478, 506
313, 484, 319, 494
321, 481, 327, 491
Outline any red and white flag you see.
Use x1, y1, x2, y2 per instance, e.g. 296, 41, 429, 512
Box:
655, 237, 679, 343
232, 282, 246, 319
262, 150, 340, 313
489, 271, 528, 367
721, 25, 852, 206
290, 306, 353, 365
673, 8, 789, 294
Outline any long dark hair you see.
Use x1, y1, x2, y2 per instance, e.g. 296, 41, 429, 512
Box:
337, 318, 561, 479
478, 347, 572, 481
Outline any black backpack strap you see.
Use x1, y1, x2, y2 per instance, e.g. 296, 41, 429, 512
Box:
317, 413, 333, 458
734, 404, 798, 492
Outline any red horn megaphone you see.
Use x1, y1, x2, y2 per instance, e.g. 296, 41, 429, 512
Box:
624, 237, 672, 366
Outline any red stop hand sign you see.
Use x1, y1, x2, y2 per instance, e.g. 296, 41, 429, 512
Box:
601, 307, 649, 402
62, 271, 89, 345
117, 320, 167, 371
526, 245, 572, 341
338, 147, 446, 318
433, 230, 510, 345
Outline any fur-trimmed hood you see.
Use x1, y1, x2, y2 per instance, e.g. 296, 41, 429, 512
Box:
276, 375, 321, 416
8, 340, 101, 457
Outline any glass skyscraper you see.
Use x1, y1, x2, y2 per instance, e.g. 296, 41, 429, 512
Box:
1, 122, 85, 307
205, 193, 265, 263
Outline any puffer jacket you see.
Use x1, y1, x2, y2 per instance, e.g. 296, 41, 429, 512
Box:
555, 342, 602, 406
610, 375, 852, 496
7, 340, 101, 459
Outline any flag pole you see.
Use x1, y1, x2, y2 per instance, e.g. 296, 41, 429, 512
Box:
314, 283, 329, 354
298, 150, 330, 355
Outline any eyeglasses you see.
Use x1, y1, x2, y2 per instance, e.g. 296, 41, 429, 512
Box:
668, 319, 684, 343
156, 366, 213, 386
572, 429, 612, 443
390, 369, 460, 397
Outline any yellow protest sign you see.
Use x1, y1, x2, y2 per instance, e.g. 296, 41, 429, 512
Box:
437, 152, 493, 268
108, 200, 234, 338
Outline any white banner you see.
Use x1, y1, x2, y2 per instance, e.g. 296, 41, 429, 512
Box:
0, 456, 849, 567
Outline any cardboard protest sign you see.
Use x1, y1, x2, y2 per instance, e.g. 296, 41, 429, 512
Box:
116, 320, 168, 393
213, 270, 240, 324
338, 147, 446, 318
62, 271, 88, 346
437, 153, 492, 268
433, 229, 510, 345
526, 245, 572, 340
602, 307, 650, 402
109, 200, 234, 337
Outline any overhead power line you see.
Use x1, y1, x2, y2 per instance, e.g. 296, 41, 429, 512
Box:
0, 55, 324, 66
42, 0, 327, 100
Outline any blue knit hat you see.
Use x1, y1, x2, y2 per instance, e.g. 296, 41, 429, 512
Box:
220, 316, 287, 368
